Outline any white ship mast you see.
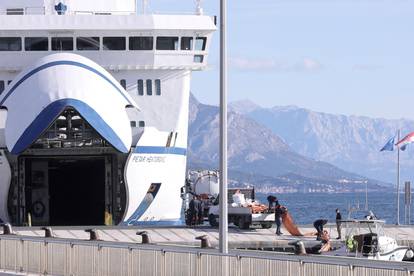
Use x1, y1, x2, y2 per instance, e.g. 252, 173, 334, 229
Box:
142, 0, 148, 14
195, 0, 203, 15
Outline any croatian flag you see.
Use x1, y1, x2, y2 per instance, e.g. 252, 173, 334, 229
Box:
380, 135, 396, 151
396, 132, 414, 151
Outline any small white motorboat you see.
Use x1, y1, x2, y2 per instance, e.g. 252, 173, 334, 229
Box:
326, 219, 413, 261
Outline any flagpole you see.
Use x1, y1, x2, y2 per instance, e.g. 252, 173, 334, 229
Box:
397, 129, 400, 225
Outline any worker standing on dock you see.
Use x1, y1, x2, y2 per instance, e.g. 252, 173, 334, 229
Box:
197, 196, 204, 225
275, 204, 285, 236
335, 209, 342, 239
188, 195, 201, 226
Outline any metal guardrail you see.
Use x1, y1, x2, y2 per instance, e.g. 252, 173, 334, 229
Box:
0, 234, 413, 276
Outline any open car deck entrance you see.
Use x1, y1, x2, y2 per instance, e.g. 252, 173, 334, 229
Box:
22, 156, 107, 226
7, 107, 128, 226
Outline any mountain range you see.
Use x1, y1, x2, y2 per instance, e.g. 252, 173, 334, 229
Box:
229, 100, 414, 184
187, 95, 388, 192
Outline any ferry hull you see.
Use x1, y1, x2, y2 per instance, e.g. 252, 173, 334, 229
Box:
0, 54, 189, 226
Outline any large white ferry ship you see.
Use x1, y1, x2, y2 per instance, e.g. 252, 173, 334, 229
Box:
0, 0, 216, 226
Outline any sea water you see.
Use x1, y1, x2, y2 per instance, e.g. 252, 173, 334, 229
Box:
255, 192, 412, 225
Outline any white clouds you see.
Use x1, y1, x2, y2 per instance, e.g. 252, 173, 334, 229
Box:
301, 58, 323, 71
229, 56, 323, 72
229, 57, 283, 71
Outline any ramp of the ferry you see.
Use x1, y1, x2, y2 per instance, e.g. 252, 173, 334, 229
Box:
0, 225, 414, 275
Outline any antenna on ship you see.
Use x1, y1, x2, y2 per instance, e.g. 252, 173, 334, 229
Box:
195, 0, 204, 15
142, 0, 149, 14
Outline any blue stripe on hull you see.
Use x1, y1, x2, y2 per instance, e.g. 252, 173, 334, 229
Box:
0, 60, 132, 106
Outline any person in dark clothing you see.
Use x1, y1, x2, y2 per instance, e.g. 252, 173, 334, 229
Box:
197, 197, 204, 224
313, 219, 328, 240
335, 209, 342, 239
274, 204, 285, 235
267, 195, 279, 210
188, 197, 196, 225
188, 195, 201, 225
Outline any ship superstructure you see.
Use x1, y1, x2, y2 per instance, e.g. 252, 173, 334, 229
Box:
0, 0, 216, 226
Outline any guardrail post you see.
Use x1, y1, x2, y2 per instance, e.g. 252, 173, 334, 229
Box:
348, 264, 354, 276
299, 260, 304, 276
136, 231, 151, 244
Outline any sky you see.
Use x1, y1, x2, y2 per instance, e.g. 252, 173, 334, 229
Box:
145, 0, 414, 120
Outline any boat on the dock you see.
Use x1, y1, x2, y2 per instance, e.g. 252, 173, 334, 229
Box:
326, 219, 413, 261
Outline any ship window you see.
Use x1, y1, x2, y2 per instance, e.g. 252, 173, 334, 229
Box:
77, 37, 100, 50
146, 79, 152, 95
7, 80, 12, 85
6, 9, 24, 15
103, 37, 126, 50
129, 37, 153, 50
139, 121, 145, 127
130, 121, 137, 127
0, 81, 4, 95
181, 37, 193, 50
194, 55, 204, 63
156, 37, 178, 50
195, 37, 207, 51
120, 79, 126, 89
25, 37, 48, 51
137, 80, 144, 96
0, 37, 22, 51
155, 79, 161, 95
52, 37, 74, 51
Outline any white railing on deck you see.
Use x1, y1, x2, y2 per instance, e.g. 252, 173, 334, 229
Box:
73, 11, 135, 15
0, 7, 136, 16
0, 7, 45, 15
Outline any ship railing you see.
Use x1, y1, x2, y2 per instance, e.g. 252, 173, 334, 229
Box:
0, 7, 45, 15
152, 11, 201, 15
73, 11, 136, 15
0, 8, 136, 16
